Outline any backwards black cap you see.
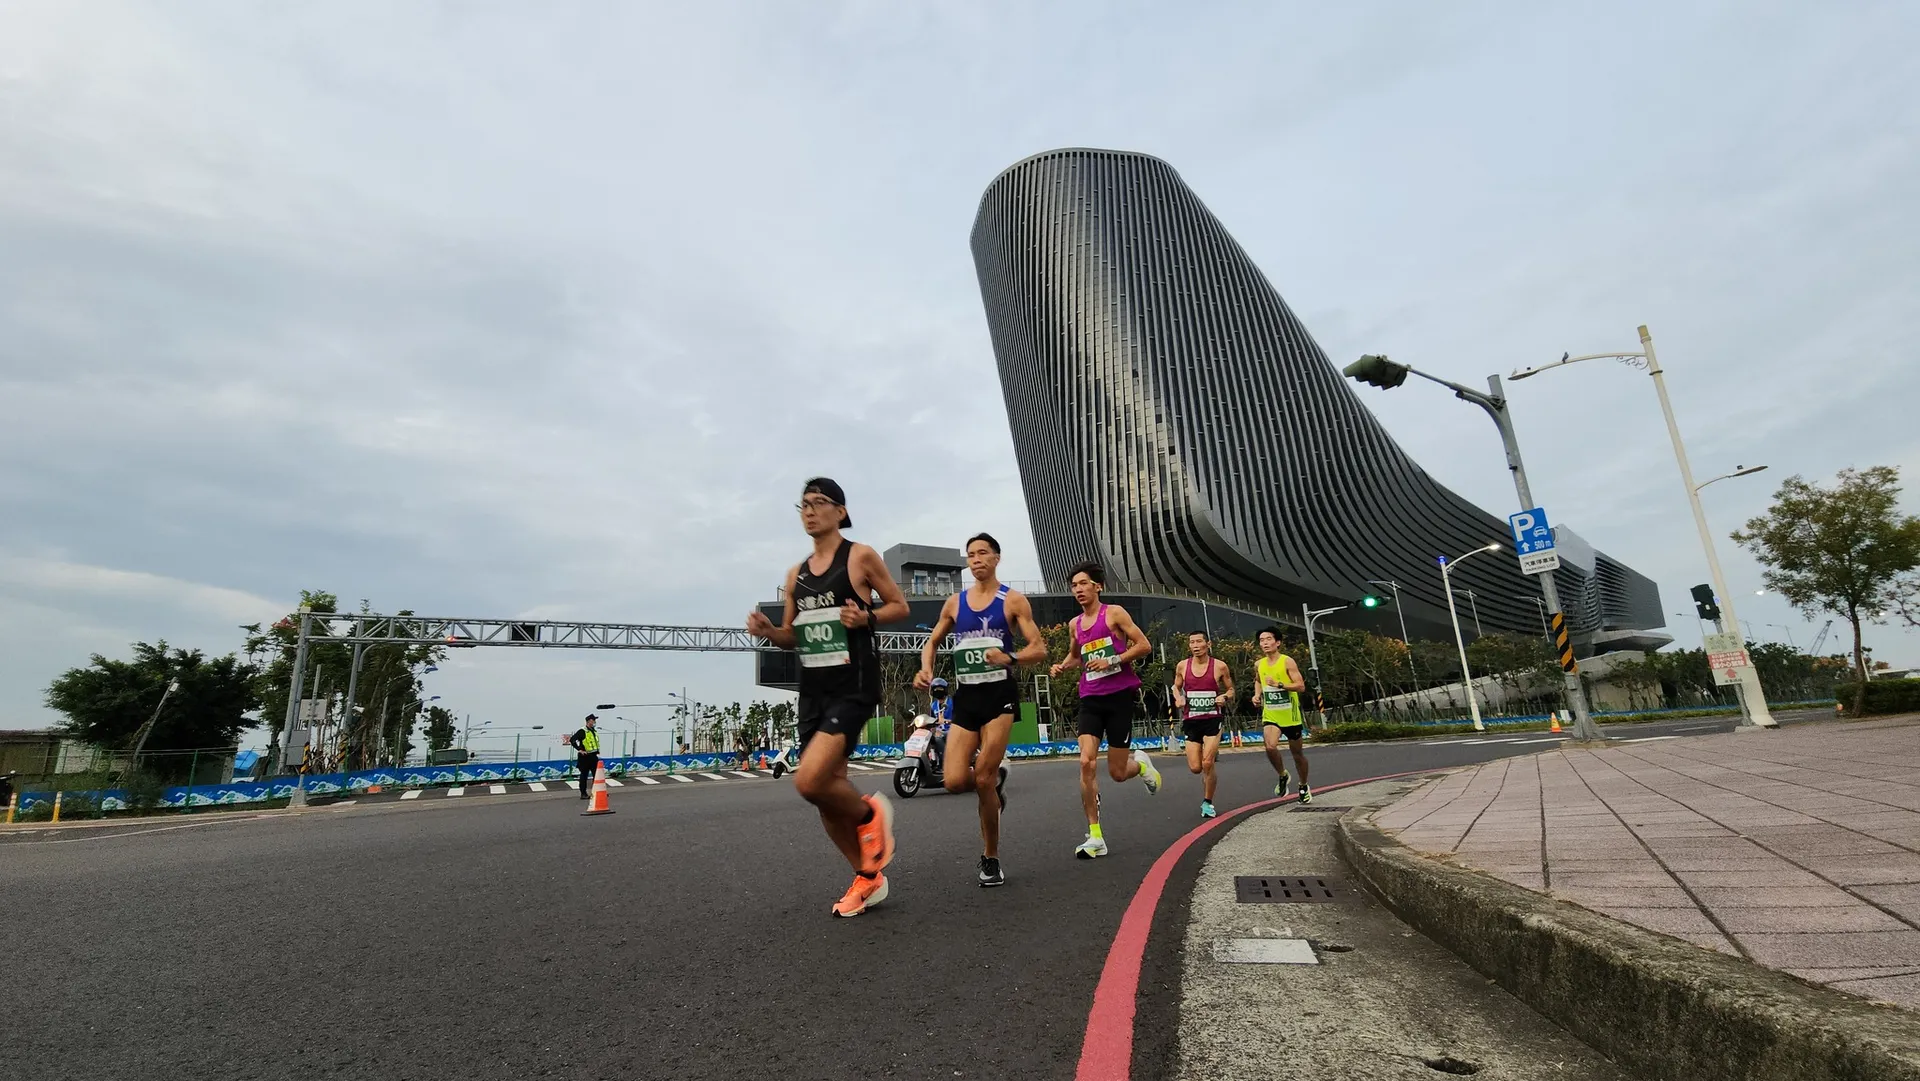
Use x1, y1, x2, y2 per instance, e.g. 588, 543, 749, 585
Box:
802, 477, 852, 528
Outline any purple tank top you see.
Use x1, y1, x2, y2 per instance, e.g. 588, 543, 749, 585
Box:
1074, 605, 1141, 697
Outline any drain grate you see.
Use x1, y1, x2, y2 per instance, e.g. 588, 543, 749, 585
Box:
1290, 804, 1343, 812
1235, 875, 1343, 903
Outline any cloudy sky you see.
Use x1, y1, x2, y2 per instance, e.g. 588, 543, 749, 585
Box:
4, 1, 1916, 755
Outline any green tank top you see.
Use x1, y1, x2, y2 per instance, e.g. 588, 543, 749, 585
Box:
1256, 654, 1302, 725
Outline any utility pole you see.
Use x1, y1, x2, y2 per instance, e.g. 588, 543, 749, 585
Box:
1345, 355, 1603, 742
1302, 603, 1349, 728
281, 606, 314, 807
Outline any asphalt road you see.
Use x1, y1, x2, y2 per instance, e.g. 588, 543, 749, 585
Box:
0, 712, 1818, 1080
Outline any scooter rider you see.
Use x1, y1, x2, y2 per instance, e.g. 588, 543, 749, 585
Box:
928, 678, 953, 768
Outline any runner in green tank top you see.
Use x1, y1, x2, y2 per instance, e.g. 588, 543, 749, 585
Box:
1248, 626, 1312, 803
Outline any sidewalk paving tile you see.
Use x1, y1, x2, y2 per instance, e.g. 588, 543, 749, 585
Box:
1820, 974, 1920, 1009
1734, 931, 1920, 969
1553, 886, 1699, 908
1693, 885, 1861, 907
1714, 907, 1912, 933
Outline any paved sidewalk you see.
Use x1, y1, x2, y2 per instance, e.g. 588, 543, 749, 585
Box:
1371, 716, 1920, 1008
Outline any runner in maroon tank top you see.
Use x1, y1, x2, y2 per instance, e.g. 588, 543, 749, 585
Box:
1174, 631, 1236, 819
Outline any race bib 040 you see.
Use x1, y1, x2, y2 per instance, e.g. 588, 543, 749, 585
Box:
795, 607, 851, 668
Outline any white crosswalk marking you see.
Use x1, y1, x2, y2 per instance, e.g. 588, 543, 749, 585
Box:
400, 790, 422, 800
1512, 737, 1567, 744
1623, 735, 1680, 743
728, 771, 758, 778
847, 762, 875, 771
636, 776, 661, 785
526, 782, 547, 792
670, 775, 695, 783
698, 772, 727, 781
448, 787, 465, 796
489, 784, 506, 795
333, 800, 357, 807
605, 778, 625, 787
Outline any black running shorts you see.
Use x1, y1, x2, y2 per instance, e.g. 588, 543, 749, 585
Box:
798, 694, 871, 754
952, 681, 1017, 732
1182, 717, 1222, 742
1076, 690, 1138, 748
1263, 720, 1305, 741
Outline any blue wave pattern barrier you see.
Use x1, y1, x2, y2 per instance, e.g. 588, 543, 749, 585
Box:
12, 739, 1183, 812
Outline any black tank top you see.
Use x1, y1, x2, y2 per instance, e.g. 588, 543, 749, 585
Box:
791, 539, 879, 703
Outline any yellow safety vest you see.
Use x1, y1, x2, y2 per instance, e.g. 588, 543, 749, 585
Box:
580, 729, 600, 753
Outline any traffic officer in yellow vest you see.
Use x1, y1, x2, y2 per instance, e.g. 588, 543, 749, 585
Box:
568, 714, 602, 800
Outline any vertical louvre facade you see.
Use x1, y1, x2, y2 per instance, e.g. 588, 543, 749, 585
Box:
969, 148, 1663, 645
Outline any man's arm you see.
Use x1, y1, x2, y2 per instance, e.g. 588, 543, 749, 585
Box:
746, 565, 802, 649
1216, 659, 1236, 702
1005, 591, 1049, 667
1104, 605, 1154, 666
1049, 617, 1083, 678
851, 544, 911, 626
917, 597, 959, 689
1284, 656, 1307, 693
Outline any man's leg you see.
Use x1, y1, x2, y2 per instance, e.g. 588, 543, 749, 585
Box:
1201, 735, 1220, 803
972, 714, 1013, 859
1077, 734, 1102, 826
943, 727, 982, 794
1287, 731, 1310, 787
1185, 736, 1203, 775
578, 756, 593, 798
1262, 725, 1287, 777
1106, 745, 1141, 782
792, 733, 865, 870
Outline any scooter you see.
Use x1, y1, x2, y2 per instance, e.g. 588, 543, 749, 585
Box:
767, 742, 801, 779
893, 715, 944, 798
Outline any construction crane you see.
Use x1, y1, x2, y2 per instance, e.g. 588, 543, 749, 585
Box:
1808, 620, 1834, 656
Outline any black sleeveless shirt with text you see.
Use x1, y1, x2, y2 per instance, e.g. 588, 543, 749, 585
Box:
791, 539, 879, 703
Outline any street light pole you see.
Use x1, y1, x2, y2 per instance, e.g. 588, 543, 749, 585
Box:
1440, 545, 1502, 731
1510, 330, 1776, 729
1301, 603, 1349, 728
1365, 579, 1416, 680
1345, 357, 1603, 741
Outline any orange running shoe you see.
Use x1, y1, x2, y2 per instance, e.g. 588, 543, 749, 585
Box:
856, 792, 895, 874
832, 873, 888, 917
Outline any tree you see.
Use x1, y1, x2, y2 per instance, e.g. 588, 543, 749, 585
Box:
423, 706, 457, 752
1732, 467, 1920, 711
45, 641, 260, 768
244, 591, 445, 770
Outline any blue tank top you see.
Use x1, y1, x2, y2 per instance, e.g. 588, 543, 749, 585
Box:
951, 585, 1012, 686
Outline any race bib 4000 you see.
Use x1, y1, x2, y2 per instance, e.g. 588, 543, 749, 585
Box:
795, 607, 851, 668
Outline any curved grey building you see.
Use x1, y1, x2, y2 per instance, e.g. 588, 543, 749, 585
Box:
969, 148, 1663, 648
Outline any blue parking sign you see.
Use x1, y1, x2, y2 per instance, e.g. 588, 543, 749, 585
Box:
1509, 507, 1561, 575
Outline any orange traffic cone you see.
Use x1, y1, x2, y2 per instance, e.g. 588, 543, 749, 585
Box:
581, 762, 615, 816
1550, 711, 1563, 734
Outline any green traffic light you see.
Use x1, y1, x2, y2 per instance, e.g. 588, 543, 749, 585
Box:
1362, 595, 1381, 608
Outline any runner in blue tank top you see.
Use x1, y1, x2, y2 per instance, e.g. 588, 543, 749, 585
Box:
916, 533, 1047, 888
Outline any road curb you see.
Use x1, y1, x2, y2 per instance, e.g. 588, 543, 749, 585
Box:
1335, 805, 1920, 1081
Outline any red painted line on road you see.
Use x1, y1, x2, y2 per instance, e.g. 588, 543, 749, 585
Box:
1074, 768, 1439, 1081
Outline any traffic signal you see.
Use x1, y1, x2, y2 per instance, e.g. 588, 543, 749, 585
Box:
1361, 594, 1386, 609
1690, 583, 1721, 621
1343, 354, 1412, 390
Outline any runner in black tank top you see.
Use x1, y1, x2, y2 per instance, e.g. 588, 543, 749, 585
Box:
792, 539, 879, 705
746, 478, 911, 918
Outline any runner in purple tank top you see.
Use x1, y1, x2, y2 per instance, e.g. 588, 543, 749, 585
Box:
1047, 560, 1162, 859
1174, 631, 1236, 819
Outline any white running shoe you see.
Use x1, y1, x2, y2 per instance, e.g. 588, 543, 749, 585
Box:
1075, 834, 1109, 859
1135, 748, 1161, 794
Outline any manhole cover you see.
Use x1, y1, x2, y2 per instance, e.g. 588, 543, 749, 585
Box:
1235, 875, 1343, 903
1212, 938, 1319, 964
